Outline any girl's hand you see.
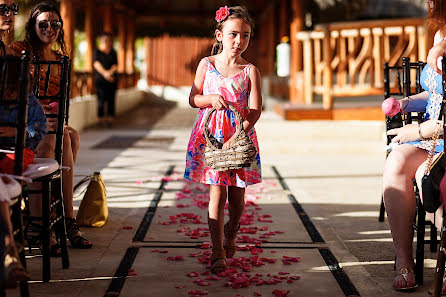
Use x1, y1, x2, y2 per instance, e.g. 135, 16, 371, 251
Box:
211, 94, 228, 110
387, 124, 419, 143
222, 132, 238, 150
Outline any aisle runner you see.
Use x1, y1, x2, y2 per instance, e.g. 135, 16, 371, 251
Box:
152, 177, 299, 297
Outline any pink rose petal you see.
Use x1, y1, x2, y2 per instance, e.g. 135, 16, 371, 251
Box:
188, 289, 208, 295
272, 290, 290, 297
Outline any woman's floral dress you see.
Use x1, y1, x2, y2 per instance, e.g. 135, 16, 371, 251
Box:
184, 57, 262, 188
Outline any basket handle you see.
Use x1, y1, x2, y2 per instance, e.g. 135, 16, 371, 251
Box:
203, 104, 244, 150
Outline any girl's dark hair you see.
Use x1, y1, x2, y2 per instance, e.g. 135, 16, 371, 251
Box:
24, 1, 68, 57
211, 6, 255, 55
427, 0, 446, 34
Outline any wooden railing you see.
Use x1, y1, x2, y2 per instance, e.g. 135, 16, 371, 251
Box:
70, 71, 139, 98
297, 18, 428, 109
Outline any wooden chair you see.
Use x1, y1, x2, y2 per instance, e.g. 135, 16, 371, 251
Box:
0, 54, 31, 296
379, 57, 438, 285
430, 57, 446, 297
22, 56, 71, 282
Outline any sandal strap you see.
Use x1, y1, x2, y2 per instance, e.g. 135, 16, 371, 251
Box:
65, 217, 80, 239
396, 267, 414, 283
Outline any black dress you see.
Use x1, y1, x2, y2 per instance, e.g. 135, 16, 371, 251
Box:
93, 48, 118, 118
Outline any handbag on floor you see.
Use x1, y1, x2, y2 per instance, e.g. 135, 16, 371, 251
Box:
74, 171, 108, 227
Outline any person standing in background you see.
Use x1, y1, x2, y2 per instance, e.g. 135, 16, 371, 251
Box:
93, 32, 118, 127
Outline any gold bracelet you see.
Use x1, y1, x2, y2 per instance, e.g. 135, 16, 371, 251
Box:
418, 123, 427, 141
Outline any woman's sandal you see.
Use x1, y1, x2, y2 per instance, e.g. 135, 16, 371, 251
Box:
65, 217, 92, 249
223, 222, 240, 259
393, 267, 418, 291
24, 222, 62, 257
4, 242, 31, 289
210, 249, 226, 274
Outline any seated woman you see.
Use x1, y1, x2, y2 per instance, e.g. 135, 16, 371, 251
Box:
10, 1, 92, 250
384, 0, 446, 291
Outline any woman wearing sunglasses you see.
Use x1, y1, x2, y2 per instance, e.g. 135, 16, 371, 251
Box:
11, 1, 92, 253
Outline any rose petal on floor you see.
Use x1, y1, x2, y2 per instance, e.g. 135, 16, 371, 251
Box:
188, 289, 208, 295
272, 289, 290, 297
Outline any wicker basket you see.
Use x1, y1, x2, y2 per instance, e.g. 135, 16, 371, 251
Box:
203, 105, 257, 171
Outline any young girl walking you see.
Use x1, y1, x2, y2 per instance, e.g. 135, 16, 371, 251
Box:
184, 6, 262, 274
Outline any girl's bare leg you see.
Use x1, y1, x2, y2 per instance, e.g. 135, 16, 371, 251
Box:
383, 144, 427, 289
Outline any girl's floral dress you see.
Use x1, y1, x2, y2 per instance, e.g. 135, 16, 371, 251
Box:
184, 57, 262, 188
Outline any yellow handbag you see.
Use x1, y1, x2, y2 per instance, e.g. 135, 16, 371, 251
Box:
74, 172, 108, 227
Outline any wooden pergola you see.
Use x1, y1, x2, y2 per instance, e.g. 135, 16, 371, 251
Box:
12, 0, 306, 101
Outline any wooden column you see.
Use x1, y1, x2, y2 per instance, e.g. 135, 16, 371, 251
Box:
85, 0, 95, 93
117, 11, 127, 88
60, 0, 75, 59
279, 0, 290, 40
126, 14, 136, 87
289, 0, 305, 103
103, 2, 113, 33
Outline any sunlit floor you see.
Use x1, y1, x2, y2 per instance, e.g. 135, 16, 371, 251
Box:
6, 94, 439, 297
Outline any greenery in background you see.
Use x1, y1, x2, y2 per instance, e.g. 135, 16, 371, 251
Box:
73, 30, 85, 70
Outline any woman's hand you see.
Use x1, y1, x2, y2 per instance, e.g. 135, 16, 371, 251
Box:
387, 124, 419, 143
222, 132, 238, 150
210, 94, 228, 110
427, 40, 446, 74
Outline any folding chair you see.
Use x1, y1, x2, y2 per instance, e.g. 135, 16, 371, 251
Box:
379, 57, 438, 285
22, 56, 71, 282
0, 54, 31, 296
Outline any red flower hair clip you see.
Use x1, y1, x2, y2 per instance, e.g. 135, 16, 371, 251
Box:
215, 6, 230, 22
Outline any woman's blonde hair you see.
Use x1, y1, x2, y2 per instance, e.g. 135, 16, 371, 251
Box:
211, 6, 255, 55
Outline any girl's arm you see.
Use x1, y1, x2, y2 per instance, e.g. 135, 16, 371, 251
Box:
189, 59, 227, 109
400, 91, 429, 112
222, 66, 262, 150
242, 66, 262, 133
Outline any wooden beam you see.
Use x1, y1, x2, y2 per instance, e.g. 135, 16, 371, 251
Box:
60, 0, 75, 58
103, 2, 113, 33
126, 14, 136, 74
84, 0, 95, 93
117, 11, 126, 73
289, 0, 305, 104
278, 0, 289, 39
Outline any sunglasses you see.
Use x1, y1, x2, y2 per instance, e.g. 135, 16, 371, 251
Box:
38, 20, 62, 30
0, 3, 19, 16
